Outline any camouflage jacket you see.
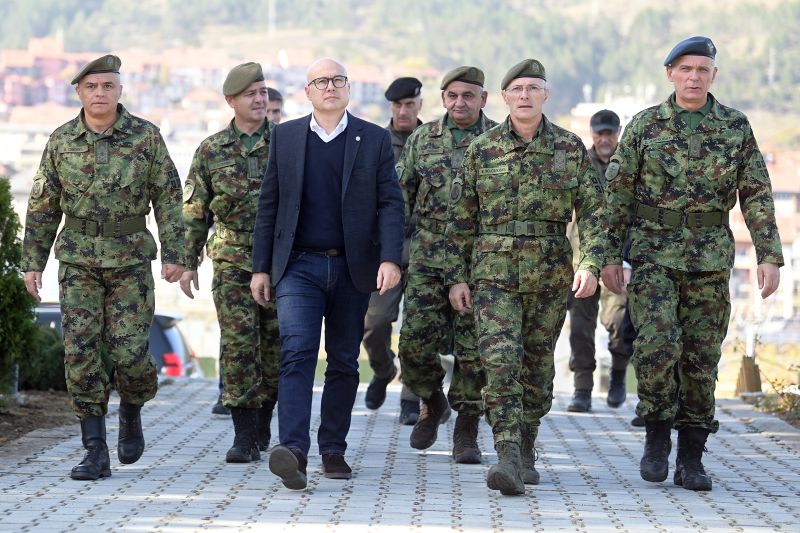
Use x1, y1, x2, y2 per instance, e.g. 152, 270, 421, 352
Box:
183, 119, 274, 271
445, 116, 606, 292
605, 93, 784, 271
568, 146, 607, 270
398, 112, 496, 271
22, 104, 184, 271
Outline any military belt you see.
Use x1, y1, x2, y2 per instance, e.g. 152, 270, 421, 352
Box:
635, 203, 728, 228
64, 215, 146, 238
215, 224, 253, 246
480, 220, 566, 237
417, 217, 448, 234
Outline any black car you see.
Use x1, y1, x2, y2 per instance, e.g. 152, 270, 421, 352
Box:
34, 303, 198, 377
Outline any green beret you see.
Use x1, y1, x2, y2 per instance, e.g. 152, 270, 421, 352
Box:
223, 62, 265, 97
440, 66, 485, 90
501, 59, 546, 90
71, 54, 121, 85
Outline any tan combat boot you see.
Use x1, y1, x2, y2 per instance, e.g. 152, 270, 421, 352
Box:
520, 427, 540, 485
486, 440, 525, 495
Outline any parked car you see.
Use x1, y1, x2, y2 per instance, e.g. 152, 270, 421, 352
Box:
34, 302, 199, 377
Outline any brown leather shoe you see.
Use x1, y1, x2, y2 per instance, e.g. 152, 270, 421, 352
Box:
321, 454, 352, 479
410, 389, 449, 450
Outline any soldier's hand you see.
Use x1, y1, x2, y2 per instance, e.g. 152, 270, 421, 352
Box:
377, 261, 401, 295
572, 269, 598, 298
623, 266, 632, 287
449, 283, 472, 313
23, 271, 42, 302
161, 263, 184, 283
251, 272, 271, 306
179, 271, 199, 299
601, 265, 625, 295
757, 263, 780, 299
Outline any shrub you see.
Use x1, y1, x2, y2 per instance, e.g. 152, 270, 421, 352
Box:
18, 325, 66, 391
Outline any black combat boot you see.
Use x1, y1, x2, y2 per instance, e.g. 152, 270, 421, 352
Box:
226, 407, 260, 463
399, 399, 420, 426
607, 369, 627, 408
674, 427, 713, 491
567, 389, 591, 412
452, 414, 481, 464
256, 399, 276, 452
211, 392, 230, 415
410, 389, 449, 449
640, 419, 673, 482
117, 402, 145, 464
486, 441, 525, 496
520, 427, 540, 485
71, 416, 111, 480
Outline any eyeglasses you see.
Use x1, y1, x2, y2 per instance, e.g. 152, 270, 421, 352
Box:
506, 84, 545, 96
307, 76, 348, 90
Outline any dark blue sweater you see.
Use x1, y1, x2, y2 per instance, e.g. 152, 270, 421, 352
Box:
293, 128, 347, 251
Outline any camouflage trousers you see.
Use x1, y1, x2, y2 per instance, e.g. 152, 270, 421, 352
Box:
398, 266, 483, 416
58, 261, 157, 419
474, 284, 567, 445
212, 262, 280, 409
628, 262, 730, 432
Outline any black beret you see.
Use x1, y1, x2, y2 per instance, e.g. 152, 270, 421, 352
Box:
71, 54, 121, 85
385, 77, 422, 101
223, 62, 265, 96
590, 109, 620, 132
267, 87, 283, 102
501, 59, 546, 90
440, 66, 485, 90
664, 36, 717, 66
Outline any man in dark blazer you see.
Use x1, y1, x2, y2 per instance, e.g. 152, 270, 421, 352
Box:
251, 57, 404, 490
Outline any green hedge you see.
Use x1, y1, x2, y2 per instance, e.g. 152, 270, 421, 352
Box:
18, 325, 66, 391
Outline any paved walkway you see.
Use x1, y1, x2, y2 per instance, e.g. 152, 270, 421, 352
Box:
1, 378, 798, 532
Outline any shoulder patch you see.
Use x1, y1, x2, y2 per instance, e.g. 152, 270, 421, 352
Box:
395, 164, 404, 182
450, 177, 463, 203
31, 178, 44, 199
168, 167, 181, 189
606, 155, 622, 181
183, 180, 195, 201
554, 149, 567, 172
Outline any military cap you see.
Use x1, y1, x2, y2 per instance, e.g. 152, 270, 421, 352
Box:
501, 59, 546, 90
663, 36, 717, 66
440, 66, 485, 90
385, 77, 422, 101
223, 62, 265, 96
71, 54, 121, 85
590, 109, 621, 132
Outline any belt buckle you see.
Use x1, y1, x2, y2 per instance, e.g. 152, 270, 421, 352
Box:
114, 220, 121, 238
83, 219, 98, 236
514, 220, 527, 236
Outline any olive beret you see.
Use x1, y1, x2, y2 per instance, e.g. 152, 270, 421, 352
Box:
440, 66, 485, 90
664, 36, 717, 66
71, 54, 121, 85
501, 59, 546, 90
223, 62, 265, 97
385, 77, 422, 101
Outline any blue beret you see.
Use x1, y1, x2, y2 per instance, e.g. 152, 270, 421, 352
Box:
385, 77, 422, 101
664, 36, 717, 66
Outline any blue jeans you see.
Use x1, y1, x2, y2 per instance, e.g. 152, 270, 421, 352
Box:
275, 251, 371, 458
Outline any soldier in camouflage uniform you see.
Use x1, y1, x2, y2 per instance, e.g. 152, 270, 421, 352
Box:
180, 63, 280, 464
447, 59, 605, 495
22, 55, 185, 481
397, 66, 496, 463
602, 36, 783, 492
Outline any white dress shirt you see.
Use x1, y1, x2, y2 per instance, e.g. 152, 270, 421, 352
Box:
310, 112, 348, 143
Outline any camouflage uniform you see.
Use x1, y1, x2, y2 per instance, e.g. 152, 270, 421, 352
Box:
397, 112, 496, 416
183, 119, 280, 409
446, 116, 606, 445
605, 93, 784, 431
566, 147, 633, 391
22, 104, 184, 419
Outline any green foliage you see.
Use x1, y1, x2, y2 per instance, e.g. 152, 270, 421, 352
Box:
18, 326, 66, 391
0, 177, 37, 393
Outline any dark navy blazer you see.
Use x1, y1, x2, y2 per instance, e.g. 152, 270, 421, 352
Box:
252, 112, 404, 294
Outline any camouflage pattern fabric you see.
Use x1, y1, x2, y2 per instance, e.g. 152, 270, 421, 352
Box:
473, 284, 565, 444
397, 112, 495, 412
605, 93, 784, 431
59, 262, 157, 418
183, 119, 280, 407
445, 115, 606, 445
22, 104, 184, 271
213, 263, 280, 408
398, 266, 480, 414
628, 262, 730, 432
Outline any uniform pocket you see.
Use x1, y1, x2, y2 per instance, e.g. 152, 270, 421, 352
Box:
477, 167, 512, 224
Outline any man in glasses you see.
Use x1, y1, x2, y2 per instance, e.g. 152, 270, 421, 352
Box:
447, 59, 605, 495
397, 66, 496, 464
252, 58, 404, 490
